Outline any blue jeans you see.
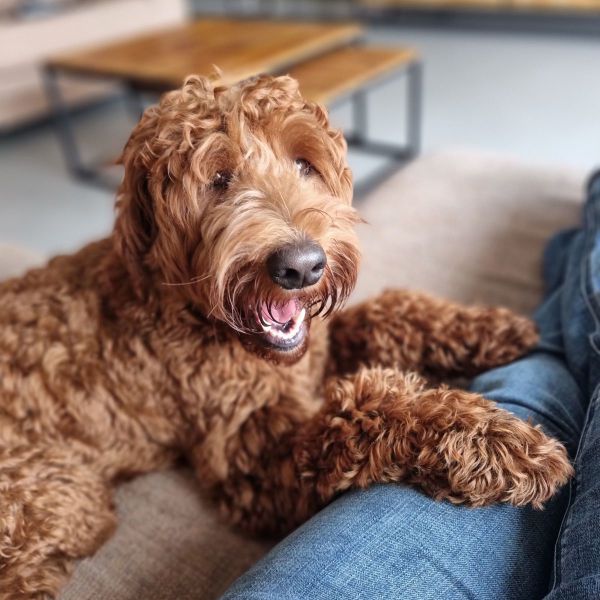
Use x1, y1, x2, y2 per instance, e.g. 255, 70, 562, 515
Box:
221, 173, 600, 600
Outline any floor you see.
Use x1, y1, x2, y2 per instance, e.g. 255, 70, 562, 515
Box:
2, 24, 600, 256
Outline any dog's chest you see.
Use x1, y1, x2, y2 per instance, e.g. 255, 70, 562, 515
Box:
182, 320, 328, 431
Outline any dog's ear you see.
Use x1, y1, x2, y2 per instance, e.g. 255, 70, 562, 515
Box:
113, 107, 159, 296
113, 76, 220, 295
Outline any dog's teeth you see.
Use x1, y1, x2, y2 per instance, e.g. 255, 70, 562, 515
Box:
260, 306, 306, 345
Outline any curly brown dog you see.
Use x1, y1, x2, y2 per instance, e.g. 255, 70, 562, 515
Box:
0, 74, 572, 599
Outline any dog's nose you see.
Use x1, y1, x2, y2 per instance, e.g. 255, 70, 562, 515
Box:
266, 241, 326, 290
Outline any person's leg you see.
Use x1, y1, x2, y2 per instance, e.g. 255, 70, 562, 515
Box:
544, 172, 600, 600
222, 487, 568, 600
545, 385, 600, 600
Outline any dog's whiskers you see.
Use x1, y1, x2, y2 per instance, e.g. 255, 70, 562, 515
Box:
161, 274, 213, 287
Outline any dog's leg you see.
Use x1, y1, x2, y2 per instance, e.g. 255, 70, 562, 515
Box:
328, 289, 539, 378
194, 367, 571, 537
0, 445, 116, 600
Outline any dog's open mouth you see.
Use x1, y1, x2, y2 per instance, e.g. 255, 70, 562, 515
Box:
258, 299, 307, 350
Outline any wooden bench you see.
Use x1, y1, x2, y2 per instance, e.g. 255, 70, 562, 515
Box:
289, 46, 418, 105
44, 18, 422, 193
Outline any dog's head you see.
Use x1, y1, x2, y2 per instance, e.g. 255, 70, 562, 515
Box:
114, 74, 361, 363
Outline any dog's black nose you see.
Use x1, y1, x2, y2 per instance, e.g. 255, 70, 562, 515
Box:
267, 241, 326, 290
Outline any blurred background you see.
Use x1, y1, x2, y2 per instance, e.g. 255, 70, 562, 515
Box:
2, 0, 600, 257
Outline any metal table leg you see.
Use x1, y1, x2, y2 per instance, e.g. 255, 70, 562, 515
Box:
342, 59, 424, 197
406, 60, 423, 157
43, 66, 140, 189
351, 89, 369, 145
43, 65, 93, 181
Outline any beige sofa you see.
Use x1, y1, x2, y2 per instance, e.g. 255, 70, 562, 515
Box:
0, 0, 186, 131
0, 150, 586, 599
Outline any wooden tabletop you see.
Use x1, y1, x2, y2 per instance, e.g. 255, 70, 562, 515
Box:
48, 18, 363, 90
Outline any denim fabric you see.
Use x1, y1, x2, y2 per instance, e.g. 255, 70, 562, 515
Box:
545, 171, 600, 600
221, 173, 600, 600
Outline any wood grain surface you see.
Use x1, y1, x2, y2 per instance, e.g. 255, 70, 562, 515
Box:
48, 18, 363, 90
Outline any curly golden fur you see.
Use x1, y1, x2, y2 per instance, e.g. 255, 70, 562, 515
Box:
0, 74, 572, 599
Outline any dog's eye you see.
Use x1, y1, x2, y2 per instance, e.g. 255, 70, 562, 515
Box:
212, 171, 232, 190
294, 158, 314, 177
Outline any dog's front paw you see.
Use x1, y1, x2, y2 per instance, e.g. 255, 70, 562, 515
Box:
443, 410, 572, 509
475, 308, 539, 369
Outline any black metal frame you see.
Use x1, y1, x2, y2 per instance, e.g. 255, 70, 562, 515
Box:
44, 57, 423, 195
359, 6, 600, 37
43, 66, 133, 188
210, 1, 600, 36
338, 59, 423, 197
43, 66, 94, 183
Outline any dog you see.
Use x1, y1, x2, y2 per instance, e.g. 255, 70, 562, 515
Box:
0, 74, 572, 599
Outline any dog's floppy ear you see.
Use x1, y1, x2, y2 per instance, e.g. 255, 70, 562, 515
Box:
113, 75, 220, 296
113, 108, 159, 296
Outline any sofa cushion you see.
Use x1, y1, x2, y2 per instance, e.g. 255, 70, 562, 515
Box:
0, 243, 44, 278
354, 149, 585, 315
18, 149, 579, 600
61, 469, 272, 600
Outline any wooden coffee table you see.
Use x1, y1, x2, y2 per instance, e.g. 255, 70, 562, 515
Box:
45, 18, 422, 194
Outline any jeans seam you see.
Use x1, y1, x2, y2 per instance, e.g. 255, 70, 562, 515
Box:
581, 193, 600, 358
416, 548, 477, 600
549, 382, 600, 593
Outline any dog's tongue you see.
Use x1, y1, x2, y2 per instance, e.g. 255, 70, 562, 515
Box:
262, 300, 299, 325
